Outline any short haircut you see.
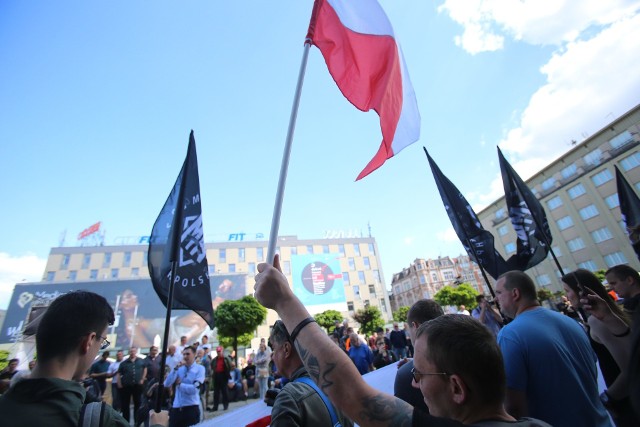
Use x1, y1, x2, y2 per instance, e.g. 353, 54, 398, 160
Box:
9, 358, 18, 365
36, 291, 114, 363
270, 320, 291, 347
415, 315, 506, 406
475, 295, 486, 303
102, 351, 110, 358
407, 299, 445, 325
182, 345, 196, 354
605, 264, 640, 284
499, 271, 537, 301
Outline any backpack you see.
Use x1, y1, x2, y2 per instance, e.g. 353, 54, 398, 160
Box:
294, 377, 342, 427
78, 401, 105, 427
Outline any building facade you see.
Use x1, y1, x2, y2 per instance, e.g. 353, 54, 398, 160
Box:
34, 235, 392, 341
389, 255, 487, 313
478, 104, 640, 292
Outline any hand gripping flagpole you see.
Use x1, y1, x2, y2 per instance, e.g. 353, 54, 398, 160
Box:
267, 40, 312, 264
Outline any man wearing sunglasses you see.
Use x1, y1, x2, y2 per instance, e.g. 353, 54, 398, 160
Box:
0, 290, 168, 427
255, 256, 551, 427
268, 320, 353, 427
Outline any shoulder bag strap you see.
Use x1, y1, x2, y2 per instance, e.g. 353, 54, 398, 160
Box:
294, 377, 342, 427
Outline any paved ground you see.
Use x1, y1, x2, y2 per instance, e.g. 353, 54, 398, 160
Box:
203, 395, 261, 420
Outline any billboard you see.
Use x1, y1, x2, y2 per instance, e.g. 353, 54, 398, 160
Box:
1, 274, 247, 347
291, 254, 347, 314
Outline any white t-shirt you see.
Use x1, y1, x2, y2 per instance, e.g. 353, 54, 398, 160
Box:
107, 361, 122, 385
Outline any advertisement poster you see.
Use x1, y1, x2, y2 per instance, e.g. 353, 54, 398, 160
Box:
291, 254, 347, 314
1, 274, 247, 347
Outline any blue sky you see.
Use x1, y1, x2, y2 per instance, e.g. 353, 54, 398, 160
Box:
1, 0, 639, 309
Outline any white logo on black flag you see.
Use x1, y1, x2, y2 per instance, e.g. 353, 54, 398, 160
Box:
148, 131, 214, 328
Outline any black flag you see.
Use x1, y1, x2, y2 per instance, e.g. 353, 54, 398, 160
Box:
425, 148, 509, 280
615, 165, 640, 260
148, 131, 214, 328
497, 147, 551, 271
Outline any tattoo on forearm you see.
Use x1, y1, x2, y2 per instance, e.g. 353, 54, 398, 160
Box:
295, 342, 336, 393
359, 393, 412, 426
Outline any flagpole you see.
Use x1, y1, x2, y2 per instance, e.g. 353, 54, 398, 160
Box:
462, 236, 496, 298
155, 261, 178, 412
267, 41, 312, 263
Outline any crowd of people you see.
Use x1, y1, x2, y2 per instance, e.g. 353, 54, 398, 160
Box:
1, 258, 639, 427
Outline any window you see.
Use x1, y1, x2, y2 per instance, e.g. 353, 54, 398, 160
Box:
577, 260, 597, 271
368, 243, 375, 255
61, 254, 70, 270
348, 258, 355, 271
347, 301, 354, 311
583, 149, 602, 166
229, 264, 236, 273
373, 270, 381, 283
536, 274, 551, 286
82, 254, 91, 269
306, 245, 314, 254
143, 251, 148, 266
546, 196, 563, 210
103, 253, 111, 268
495, 208, 506, 219
363, 257, 371, 269
364, 300, 370, 308
579, 204, 599, 220
542, 177, 556, 191
208, 265, 216, 275
609, 130, 633, 149
621, 152, 640, 171
369, 284, 376, 295
323, 245, 330, 254
283, 261, 291, 275
353, 285, 360, 297
219, 249, 226, 263
358, 271, 365, 283
248, 262, 256, 274
131, 267, 139, 277
343, 272, 350, 284
419, 275, 426, 284
123, 251, 131, 267
498, 225, 508, 236
46, 271, 55, 281
238, 248, 245, 262
257, 247, 264, 262
338, 244, 345, 256
111, 268, 119, 279
354, 244, 361, 256
591, 227, 613, 243
604, 193, 619, 209
443, 271, 455, 281
604, 252, 627, 267
557, 216, 574, 230
591, 169, 613, 186
505, 242, 516, 254
567, 237, 586, 252
561, 163, 577, 180
290, 247, 297, 255
380, 299, 387, 312
89, 269, 98, 280
69, 271, 77, 281
567, 183, 586, 199
431, 273, 438, 282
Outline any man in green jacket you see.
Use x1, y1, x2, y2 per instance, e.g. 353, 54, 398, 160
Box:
0, 290, 168, 427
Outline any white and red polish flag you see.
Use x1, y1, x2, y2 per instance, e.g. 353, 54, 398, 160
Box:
307, 0, 421, 180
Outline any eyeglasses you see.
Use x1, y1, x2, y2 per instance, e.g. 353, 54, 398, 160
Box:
98, 335, 110, 350
411, 367, 449, 383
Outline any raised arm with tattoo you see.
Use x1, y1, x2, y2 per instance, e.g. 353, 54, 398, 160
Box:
255, 255, 414, 427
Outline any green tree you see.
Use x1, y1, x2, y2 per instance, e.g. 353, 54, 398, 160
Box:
393, 306, 410, 323
353, 306, 385, 336
537, 288, 553, 302
0, 350, 9, 371
433, 283, 479, 310
219, 332, 253, 350
594, 269, 606, 283
314, 310, 344, 333
215, 295, 267, 364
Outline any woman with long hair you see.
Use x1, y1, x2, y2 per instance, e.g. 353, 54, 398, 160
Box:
561, 269, 635, 426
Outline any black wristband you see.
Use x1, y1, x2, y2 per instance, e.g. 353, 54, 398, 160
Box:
613, 328, 631, 337
289, 317, 316, 343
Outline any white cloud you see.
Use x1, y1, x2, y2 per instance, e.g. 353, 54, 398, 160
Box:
499, 13, 640, 176
403, 236, 415, 245
0, 253, 47, 310
439, 0, 640, 53
436, 227, 459, 243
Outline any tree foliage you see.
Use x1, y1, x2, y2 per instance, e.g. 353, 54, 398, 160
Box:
433, 283, 479, 310
393, 306, 410, 323
0, 350, 9, 371
353, 306, 385, 336
537, 288, 553, 302
315, 310, 344, 333
219, 332, 253, 350
594, 269, 606, 283
215, 295, 267, 364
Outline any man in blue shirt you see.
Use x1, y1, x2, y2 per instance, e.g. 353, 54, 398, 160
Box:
164, 345, 206, 427
348, 333, 373, 375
